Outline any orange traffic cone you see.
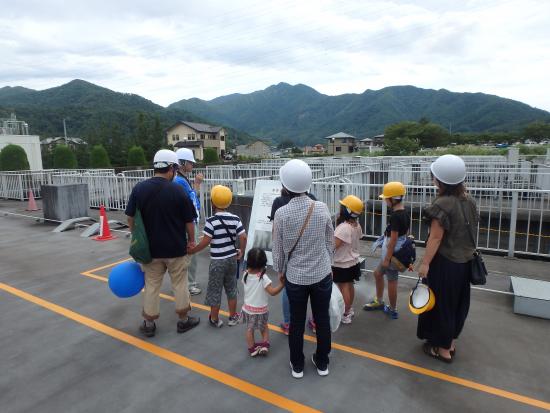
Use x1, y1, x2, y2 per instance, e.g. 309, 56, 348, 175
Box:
93, 205, 117, 241
26, 190, 40, 211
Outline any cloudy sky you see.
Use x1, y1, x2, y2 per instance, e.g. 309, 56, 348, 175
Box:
1, 0, 549, 110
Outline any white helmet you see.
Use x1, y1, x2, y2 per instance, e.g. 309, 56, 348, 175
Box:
176, 147, 196, 163
279, 159, 312, 193
430, 154, 466, 185
153, 149, 178, 168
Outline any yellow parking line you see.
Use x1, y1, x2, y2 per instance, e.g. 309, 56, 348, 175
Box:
81, 268, 550, 411
81, 257, 133, 276
0, 282, 320, 413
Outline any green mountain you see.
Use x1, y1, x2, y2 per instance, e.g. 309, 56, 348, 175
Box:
169, 83, 550, 145
0, 79, 253, 147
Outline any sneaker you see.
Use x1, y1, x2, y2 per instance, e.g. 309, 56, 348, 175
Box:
258, 342, 270, 356
209, 316, 224, 328
189, 286, 202, 296
383, 305, 399, 319
311, 354, 329, 376
290, 362, 304, 379
228, 313, 240, 326
348, 307, 355, 317
177, 316, 200, 333
139, 320, 156, 337
363, 298, 385, 311
307, 318, 316, 334
341, 312, 353, 324
249, 346, 261, 357
280, 322, 290, 336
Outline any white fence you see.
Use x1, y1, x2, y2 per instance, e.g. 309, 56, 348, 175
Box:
1, 155, 549, 258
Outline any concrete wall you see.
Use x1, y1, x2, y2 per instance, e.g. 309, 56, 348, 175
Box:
0, 135, 43, 170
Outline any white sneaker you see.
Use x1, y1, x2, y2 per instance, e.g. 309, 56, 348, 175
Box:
189, 286, 202, 296
341, 312, 353, 324
311, 354, 329, 376
348, 307, 355, 317
290, 362, 303, 379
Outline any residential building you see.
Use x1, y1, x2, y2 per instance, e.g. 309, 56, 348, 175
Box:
0, 114, 43, 170
166, 120, 226, 161
303, 144, 326, 155
41, 137, 87, 152
236, 140, 271, 158
324, 132, 358, 155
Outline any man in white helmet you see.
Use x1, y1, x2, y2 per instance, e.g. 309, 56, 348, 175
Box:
272, 159, 335, 379
175, 148, 204, 296
125, 149, 200, 337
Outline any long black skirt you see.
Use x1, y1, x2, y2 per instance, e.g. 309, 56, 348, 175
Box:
417, 253, 471, 349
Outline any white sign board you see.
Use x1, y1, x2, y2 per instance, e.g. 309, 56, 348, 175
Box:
245, 180, 282, 266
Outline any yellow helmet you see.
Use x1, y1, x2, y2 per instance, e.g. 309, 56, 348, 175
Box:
339, 195, 364, 216
211, 185, 233, 209
379, 181, 406, 199
409, 278, 436, 315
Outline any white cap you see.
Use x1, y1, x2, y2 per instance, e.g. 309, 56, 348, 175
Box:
153, 149, 178, 168
175, 148, 196, 163
430, 154, 466, 185
279, 159, 312, 193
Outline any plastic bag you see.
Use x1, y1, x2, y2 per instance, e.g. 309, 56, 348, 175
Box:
329, 283, 345, 332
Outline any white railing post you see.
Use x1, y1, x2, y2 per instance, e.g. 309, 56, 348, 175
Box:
508, 190, 519, 258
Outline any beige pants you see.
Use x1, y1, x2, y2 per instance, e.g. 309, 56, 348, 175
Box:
141, 255, 191, 320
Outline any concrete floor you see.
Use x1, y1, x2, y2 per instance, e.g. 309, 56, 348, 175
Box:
1, 201, 550, 413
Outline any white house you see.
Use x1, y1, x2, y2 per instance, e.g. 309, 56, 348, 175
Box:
166, 121, 226, 161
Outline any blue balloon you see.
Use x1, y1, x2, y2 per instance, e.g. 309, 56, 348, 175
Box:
108, 261, 145, 298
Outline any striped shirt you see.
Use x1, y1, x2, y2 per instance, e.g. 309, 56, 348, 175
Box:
273, 195, 334, 285
204, 212, 246, 259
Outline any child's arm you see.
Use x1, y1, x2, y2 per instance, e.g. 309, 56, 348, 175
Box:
236, 232, 247, 260
265, 281, 284, 296
383, 230, 398, 268
188, 234, 212, 255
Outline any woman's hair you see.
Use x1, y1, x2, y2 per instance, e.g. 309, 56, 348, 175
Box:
435, 179, 466, 197
336, 204, 357, 226
244, 248, 267, 283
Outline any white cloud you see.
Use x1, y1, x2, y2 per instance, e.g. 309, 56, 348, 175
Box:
0, 0, 549, 112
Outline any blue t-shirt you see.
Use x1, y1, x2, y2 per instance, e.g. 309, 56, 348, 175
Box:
125, 177, 197, 258
174, 174, 200, 223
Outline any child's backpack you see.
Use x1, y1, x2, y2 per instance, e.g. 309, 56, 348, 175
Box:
391, 235, 416, 272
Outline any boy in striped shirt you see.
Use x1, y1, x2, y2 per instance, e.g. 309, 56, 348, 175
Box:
189, 185, 247, 327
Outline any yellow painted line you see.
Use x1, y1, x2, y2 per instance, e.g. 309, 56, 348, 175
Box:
0, 282, 319, 413
81, 270, 550, 411
81, 257, 133, 276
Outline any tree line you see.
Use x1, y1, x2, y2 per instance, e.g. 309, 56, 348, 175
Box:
382, 119, 550, 156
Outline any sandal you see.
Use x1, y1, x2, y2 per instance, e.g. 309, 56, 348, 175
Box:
423, 343, 453, 364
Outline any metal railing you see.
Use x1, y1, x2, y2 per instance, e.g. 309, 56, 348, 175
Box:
1, 158, 550, 258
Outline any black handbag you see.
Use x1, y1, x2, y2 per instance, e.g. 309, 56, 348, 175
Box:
459, 200, 487, 285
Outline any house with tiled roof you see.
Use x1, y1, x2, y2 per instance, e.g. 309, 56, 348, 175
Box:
324, 132, 358, 155
166, 120, 227, 161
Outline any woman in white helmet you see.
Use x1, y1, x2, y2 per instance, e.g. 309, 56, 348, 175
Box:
272, 159, 334, 378
416, 154, 479, 363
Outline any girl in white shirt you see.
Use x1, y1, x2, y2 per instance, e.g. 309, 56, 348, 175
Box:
241, 248, 284, 357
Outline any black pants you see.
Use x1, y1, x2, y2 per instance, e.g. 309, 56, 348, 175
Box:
286, 274, 332, 370
417, 253, 471, 349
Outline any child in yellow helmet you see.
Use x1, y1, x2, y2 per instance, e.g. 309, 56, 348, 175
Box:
189, 185, 247, 327
333, 195, 364, 324
364, 182, 410, 319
